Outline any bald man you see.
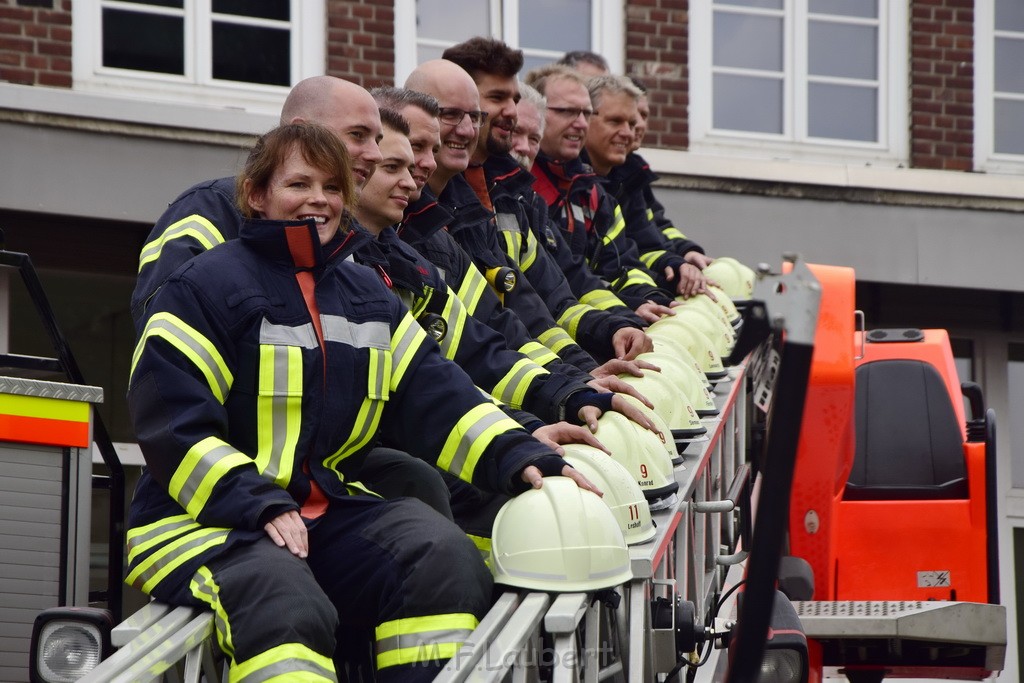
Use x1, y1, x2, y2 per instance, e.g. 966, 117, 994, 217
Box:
131, 75, 384, 327
129, 77, 462, 529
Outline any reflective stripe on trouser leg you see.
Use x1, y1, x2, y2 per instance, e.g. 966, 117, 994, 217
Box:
199, 537, 338, 682
305, 496, 492, 682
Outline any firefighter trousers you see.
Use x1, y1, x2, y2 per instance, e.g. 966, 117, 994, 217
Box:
198, 496, 491, 682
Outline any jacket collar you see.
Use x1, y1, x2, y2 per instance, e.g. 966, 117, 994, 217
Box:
483, 153, 534, 196
604, 151, 657, 196
240, 216, 368, 270
398, 188, 453, 243
532, 151, 590, 191
438, 174, 495, 232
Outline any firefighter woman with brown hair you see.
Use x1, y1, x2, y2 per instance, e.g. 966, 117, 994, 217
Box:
126, 121, 594, 681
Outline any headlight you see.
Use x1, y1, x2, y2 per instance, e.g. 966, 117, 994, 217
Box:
30, 608, 112, 683
759, 648, 805, 683
755, 591, 808, 683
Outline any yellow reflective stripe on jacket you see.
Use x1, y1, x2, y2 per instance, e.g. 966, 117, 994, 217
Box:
495, 213, 523, 265
438, 285, 469, 361
456, 264, 490, 317
556, 302, 591, 339
375, 613, 478, 669
517, 340, 559, 366
390, 313, 427, 391
520, 227, 540, 271
190, 566, 235, 659
492, 358, 548, 410
126, 514, 197, 560
138, 214, 225, 272
538, 327, 577, 355
323, 396, 386, 474
640, 249, 667, 269
579, 288, 626, 311
662, 225, 687, 241
438, 404, 522, 482
255, 344, 302, 489
602, 205, 626, 244
232, 642, 336, 682
126, 526, 229, 594
132, 312, 233, 402
620, 268, 659, 290
646, 207, 655, 222
169, 436, 253, 519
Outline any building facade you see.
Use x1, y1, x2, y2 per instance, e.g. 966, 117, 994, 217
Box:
2, 0, 1023, 677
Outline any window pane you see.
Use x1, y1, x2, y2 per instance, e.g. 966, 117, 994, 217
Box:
213, 0, 289, 21
417, 0, 489, 43
809, 0, 877, 19
809, 20, 877, 79
994, 99, 1024, 154
717, 0, 783, 9
714, 12, 783, 71
808, 82, 877, 141
102, 8, 184, 75
713, 73, 783, 133
212, 22, 290, 85
995, 38, 1024, 93
522, 52, 555, 74
519, 0, 590, 52
996, 0, 1024, 32
115, 0, 183, 8
417, 44, 447, 64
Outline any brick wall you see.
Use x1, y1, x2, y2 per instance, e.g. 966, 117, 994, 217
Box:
0, 0, 71, 87
327, 0, 395, 89
910, 0, 974, 171
624, 0, 688, 150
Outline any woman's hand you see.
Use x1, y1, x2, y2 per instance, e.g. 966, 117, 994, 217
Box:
264, 509, 308, 559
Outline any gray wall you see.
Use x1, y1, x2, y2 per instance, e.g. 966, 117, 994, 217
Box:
1, 121, 251, 224
656, 186, 1024, 295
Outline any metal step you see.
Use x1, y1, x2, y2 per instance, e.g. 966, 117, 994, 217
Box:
792, 600, 1006, 674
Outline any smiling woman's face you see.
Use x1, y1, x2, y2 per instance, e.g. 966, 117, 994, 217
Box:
247, 144, 346, 246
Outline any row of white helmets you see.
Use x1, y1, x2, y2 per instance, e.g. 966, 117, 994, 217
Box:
491, 257, 757, 592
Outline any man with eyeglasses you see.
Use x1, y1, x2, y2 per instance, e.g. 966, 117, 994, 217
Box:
406, 57, 660, 374
439, 37, 675, 365
526, 65, 686, 313
586, 75, 716, 299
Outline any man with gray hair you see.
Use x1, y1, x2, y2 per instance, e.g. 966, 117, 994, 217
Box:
511, 81, 546, 170
527, 65, 687, 309
584, 74, 715, 299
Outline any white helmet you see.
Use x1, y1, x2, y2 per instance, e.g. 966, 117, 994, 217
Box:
650, 334, 712, 391
647, 320, 729, 382
614, 369, 705, 439
667, 307, 734, 358
636, 351, 719, 418
676, 294, 737, 342
704, 285, 742, 330
614, 393, 682, 466
561, 443, 656, 545
703, 257, 756, 302
490, 477, 633, 591
594, 410, 679, 505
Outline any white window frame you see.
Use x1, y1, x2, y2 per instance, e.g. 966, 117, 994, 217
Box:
974, 0, 1024, 175
393, 0, 623, 85
688, 0, 908, 166
72, 0, 325, 115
